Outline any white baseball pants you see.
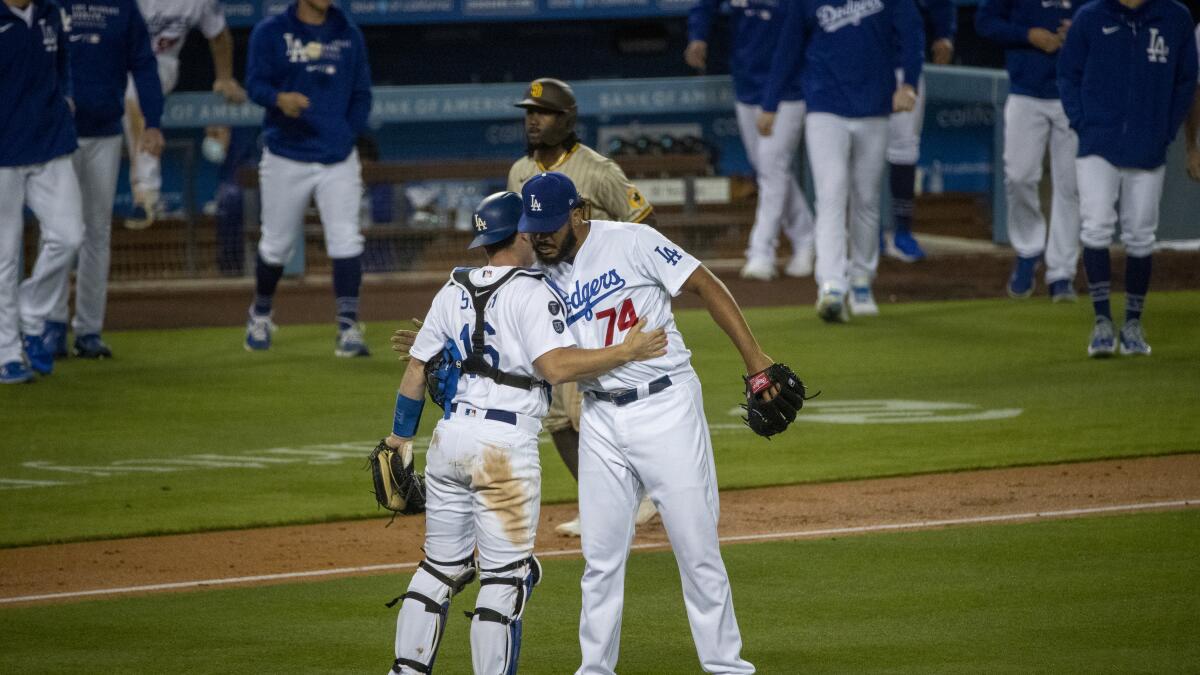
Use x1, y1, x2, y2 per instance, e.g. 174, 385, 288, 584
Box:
0, 155, 84, 363
887, 70, 926, 165
805, 112, 889, 291
1003, 94, 1081, 283
576, 375, 753, 675
1076, 155, 1165, 257
49, 135, 124, 335
124, 55, 179, 197
257, 148, 365, 265
735, 100, 815, 264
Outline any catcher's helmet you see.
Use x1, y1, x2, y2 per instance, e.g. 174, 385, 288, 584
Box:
468, 191, 523, 249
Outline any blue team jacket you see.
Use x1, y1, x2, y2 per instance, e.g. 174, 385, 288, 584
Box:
0, 0, 77, 167
1057, 0, 1197, 169
687, 0, 804, 106
68, 0, 162, 138
917, 0, 957, 43
976, 0, 1077, 100
762, 0, 925, 116
246, 3, 372, 165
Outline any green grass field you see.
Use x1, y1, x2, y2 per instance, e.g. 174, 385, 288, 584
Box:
3, 510, 1197, 673
2, 292, 1199, 547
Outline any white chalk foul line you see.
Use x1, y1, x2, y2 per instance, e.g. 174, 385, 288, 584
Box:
2, 498, 1194, 606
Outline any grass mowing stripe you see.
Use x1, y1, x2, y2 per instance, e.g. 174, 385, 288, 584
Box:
5, 498, 1194, 606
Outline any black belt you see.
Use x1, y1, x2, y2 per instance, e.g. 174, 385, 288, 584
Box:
589, 376, 672, 407
449, 403, 518, 426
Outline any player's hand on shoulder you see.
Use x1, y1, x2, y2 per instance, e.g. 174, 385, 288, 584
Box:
276, 92, 311, 118
214, 78, 247, 104
756, 112, 776, 137
1027, 27, 1063, 54
684, 40, 708, 71
892, 85, 918, 113
620, 318, 668, 362
140, 128, 165, 157
391, 318, 423, 362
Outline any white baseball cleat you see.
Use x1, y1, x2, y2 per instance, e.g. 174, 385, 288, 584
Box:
848, 277, 879, 316
739, 258, 777, 281
555, 516, 581, 537
816, 284, 849, 323
784, 247, 814, 278
635, 496, 658, 526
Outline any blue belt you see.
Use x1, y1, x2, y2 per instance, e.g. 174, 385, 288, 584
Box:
449, 403, 518, 426
590, 376, 672, 406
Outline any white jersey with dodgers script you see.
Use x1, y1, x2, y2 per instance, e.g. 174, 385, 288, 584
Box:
410, 266, 577, 419
542, 220, 701, 393
137, 0, 226, 59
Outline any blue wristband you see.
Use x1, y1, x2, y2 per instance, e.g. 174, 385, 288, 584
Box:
392, 392, 424, 438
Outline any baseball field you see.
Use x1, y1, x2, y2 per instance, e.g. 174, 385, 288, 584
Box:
3, 289, 1198, 672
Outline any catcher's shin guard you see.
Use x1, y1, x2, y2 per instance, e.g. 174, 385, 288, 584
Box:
468, 556, 542, 675
390, 555, 478, 674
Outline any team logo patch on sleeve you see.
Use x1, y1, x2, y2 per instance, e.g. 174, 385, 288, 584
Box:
548, 300, 562, 316
627, 186, 645, 209
553, 319, 565, 334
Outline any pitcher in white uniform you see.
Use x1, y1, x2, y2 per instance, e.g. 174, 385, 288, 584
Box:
520, 171, 777, 674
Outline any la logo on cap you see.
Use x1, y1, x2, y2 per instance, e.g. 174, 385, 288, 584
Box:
474, 214, 487, 231
530, 195, 543, 212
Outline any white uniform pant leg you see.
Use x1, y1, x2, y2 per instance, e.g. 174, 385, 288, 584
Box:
1076, 156, 1122, 250
125, 56, 179, 196
18, 156, 84, 337
886, 71, 925, 166
805, 112, 853, 291
1002, 95, 1052, 260
0, 167, 27, 364
257, 149, 318, 266
1116, 165, 1165, 257
314, 149, 366, 260
625, 378, 753, 674
1044, 100, 1082, 283
738, 100, 809, 263
576, 395, 642, 675
847, 117, 889, 282
67, 136, 123, 335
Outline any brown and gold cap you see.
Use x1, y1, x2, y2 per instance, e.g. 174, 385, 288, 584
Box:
515, 78, 577, 113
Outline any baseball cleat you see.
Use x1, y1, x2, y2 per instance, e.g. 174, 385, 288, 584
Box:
784, 248, 814, 278
0, 360, 34, 384
816, 285, 849, 323
555, 516, 581, 537
1049, 279, 1077, 303
22, 334, 53, 375
245, 310, 276, 351
739, 258, 777, 281
42, 321, 68, 358
1118, 319, 1151, 356
1006, 255, 1039, 298
1087, 317, 1116, 358
884, 231, 926, 262
635, 496, 659, 526
335, 322, 371, 358
73, 334, 113, 359
848, 277, 879, 317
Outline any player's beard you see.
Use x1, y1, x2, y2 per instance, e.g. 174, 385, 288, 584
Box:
526, 131, 579, 157
534, 226, 578, 266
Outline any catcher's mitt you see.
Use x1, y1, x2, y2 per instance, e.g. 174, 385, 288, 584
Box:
742, 363, 812, 438
368, 439, 426, 517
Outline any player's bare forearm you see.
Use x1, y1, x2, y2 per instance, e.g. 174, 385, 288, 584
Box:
682, 266, 773, 374
534, 319, 667, 384
1186, 91, 1200, 153
208, 29, 235, 81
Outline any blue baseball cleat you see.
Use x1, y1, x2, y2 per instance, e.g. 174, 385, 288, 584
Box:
1087, 317, 1116, 358
1048, 279, 1077, 303
335, 322, 371, 358
22, 334, 53, 375
1118, 319, 1151, 356
245, 311, 276, 351
1007, 255, 1040, 298
1, 360, 34, 384
73, 334, 113, 359
42, 321, 68, 358
885, 231, 926, 263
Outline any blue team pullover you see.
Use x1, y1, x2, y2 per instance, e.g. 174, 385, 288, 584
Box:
917, 0, 957, 42
687, 0, 804, 106
246, 3, 372, 165
0, 0, 77, 167
1057, 0, 1197, 169
976, 0, 1077, 99
763, 0, 925, 116
68, 0, 162, 137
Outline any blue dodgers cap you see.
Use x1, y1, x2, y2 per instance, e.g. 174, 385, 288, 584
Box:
518, 172, 580, 234
468, 191, 524, 249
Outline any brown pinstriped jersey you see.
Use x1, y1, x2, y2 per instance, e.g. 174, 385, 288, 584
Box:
507, 143, 653, 223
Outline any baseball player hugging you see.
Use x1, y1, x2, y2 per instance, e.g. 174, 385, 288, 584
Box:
243, 0, 373, 357
1, 0, 85, 383
1056, 0, 1196, 357
762, 0, 925, 323
379, 191, 667, 674
520, 172, 808, 674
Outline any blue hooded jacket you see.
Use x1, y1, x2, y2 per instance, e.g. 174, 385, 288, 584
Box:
688, 0, 805, 106
0, 0, 77, 167
68, 0, 163, 138
976, 0, 1078, 100
1057, 0, 1198, 169
246, 3, 372, 165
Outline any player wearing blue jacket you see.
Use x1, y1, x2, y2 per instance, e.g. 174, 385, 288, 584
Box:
36, 0, 164, 361
686, 0, 815, 281
0, 0, 84, 383
243, 0, 373, 358
1056, 0, 1197, 357
883, 0, 956, 263
762, 0, 924, 322
976, 0, 1082, 302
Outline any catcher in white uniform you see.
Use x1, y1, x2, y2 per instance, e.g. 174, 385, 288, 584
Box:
519, 172, 809, 674
378, 191, 667, 675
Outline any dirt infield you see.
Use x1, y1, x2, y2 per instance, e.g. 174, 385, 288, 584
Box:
4, 453, 1197, 606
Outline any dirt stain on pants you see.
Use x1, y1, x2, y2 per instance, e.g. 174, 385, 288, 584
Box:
471, 446, 532, 548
